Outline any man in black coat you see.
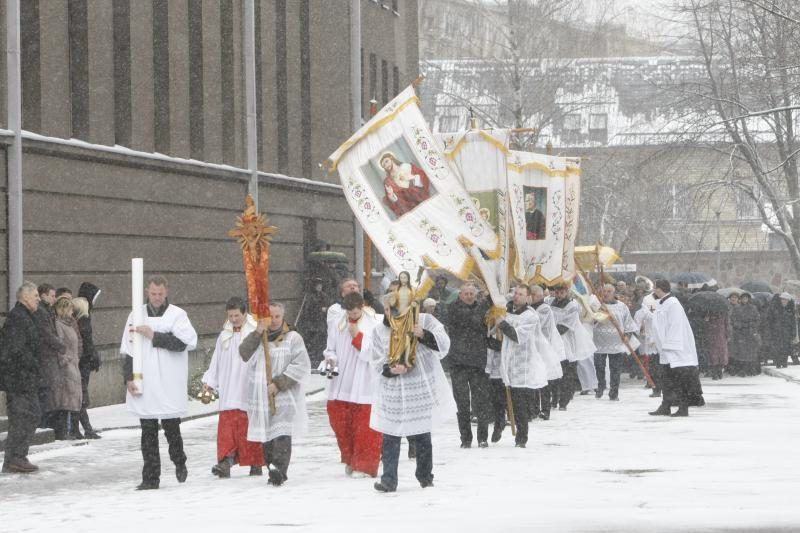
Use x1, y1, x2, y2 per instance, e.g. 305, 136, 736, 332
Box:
1, 282, 44, 473
445, 281, 491, 448
33, 283, 65, 428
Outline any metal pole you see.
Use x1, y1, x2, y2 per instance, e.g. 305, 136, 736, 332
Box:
351, 0, 364, 287
7, 0, 23, 310
243, 0, 259, 208
716, 211, 722, 281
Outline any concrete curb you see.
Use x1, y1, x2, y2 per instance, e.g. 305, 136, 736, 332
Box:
762, 367, 800, 385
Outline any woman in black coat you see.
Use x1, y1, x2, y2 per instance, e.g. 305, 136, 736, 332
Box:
74, 282, 102, 439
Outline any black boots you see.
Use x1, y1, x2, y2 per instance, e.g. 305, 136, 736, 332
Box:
176, 463, 188, 483
649, 404, 672, 416
212, 456, 234, 478
670, 405, 689, 417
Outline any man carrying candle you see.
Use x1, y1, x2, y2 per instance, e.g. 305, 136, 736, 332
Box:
121, 275, 198, 490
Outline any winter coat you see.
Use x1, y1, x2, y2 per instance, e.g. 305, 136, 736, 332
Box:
33, 302, 66, 390
77, 315, 101, 373
445, 298, 489, 368
729, 303, 761, 363
766, 297, 796, 357
0, 303, 42, 393
703, 314, 730, 367
51, 318, 83, 411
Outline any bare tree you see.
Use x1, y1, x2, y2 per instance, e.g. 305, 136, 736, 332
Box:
420, 0, 611, 149
670, 0, 800, 275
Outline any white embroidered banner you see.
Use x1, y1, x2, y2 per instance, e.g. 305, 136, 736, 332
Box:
326, 86, 497, 287
507, 150, 581, 285
437, 129, 511, 300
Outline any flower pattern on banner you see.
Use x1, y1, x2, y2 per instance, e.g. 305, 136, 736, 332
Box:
562, 184, 578, 270
550, 190, 563, 239
387, 232, 418, 271
346, 177, 380, 222
511, 184, 526, 236
419, 218, 452, 256
411, 126, 449, 181
450, 195, 485, 238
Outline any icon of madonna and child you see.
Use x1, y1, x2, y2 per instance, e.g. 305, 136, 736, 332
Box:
383, 271, 420, 369
363, 143, 437, 219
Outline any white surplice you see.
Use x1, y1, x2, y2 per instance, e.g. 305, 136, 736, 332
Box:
246, 330, 311, 442
323, 310, 379, 405
121, 304, 198, 420
202, 315, 258, 412
499, 308, 548, 390
368, 313, 454, 437
652, 295, 699, 368
547, 298, 596, 362
534, 303, 566, 380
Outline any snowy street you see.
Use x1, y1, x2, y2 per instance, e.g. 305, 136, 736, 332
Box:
2, 374, 800, 533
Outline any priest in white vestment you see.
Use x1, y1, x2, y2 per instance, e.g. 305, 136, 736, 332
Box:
650, 279, 704, 417
547, 284, 597, 409
497, 285, 548, 448
591, 284, 638, 401
369, 299, 453, 492
202, 297, 265, 478
239, 302, 310, 485
121, 275, 197, 491
529, 285, 564, 420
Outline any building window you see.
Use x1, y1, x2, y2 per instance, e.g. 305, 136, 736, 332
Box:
588, 113, 607, 144
113, 0, 132, 147
68, 0, 90, 140
369, 53, 377, 100
152, 0, 170, 154
393, 65, 400, 96
563, 114, 581, 131
188, 0, 204, 160
439, 115, 461, 132
21, 0, 42, 132
381, 59, 389, 105
391, 0, 398, 13
221, 0, 237, 165
736, 188, 760, 220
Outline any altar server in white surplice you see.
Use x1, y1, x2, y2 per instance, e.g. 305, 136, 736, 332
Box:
497, 285, 548, 449
369, 298, 453, 493
239, 302, 310, 486
202, 297, 265, 479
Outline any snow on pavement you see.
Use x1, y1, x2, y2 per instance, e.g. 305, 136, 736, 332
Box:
2, 375, 800, 533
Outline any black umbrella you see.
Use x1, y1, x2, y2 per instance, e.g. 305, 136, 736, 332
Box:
686, 291, 729, 315
671, 272, 717, 290
646, 272, 670, 283
750, 291, 773, 308
740, 280, 773, 294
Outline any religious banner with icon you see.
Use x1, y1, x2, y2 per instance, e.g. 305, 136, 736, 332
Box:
507, 150, 581, 285
325, 85, 498, 289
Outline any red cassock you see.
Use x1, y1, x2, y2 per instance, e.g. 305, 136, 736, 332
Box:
383, 165, 432, 217
217, 409, 265, 466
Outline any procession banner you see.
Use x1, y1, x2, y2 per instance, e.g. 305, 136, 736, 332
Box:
507, 150, 581, 285
437, 129, 512, 298
326, 85, 498, 291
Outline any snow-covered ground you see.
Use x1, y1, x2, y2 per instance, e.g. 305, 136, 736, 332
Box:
2, 373, 800, 533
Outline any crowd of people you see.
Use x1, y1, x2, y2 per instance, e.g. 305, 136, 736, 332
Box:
1, 282, 103, 474
4, 269, 780, 492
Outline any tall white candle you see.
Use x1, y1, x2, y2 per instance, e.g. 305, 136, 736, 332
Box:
131, 258, 144, 394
